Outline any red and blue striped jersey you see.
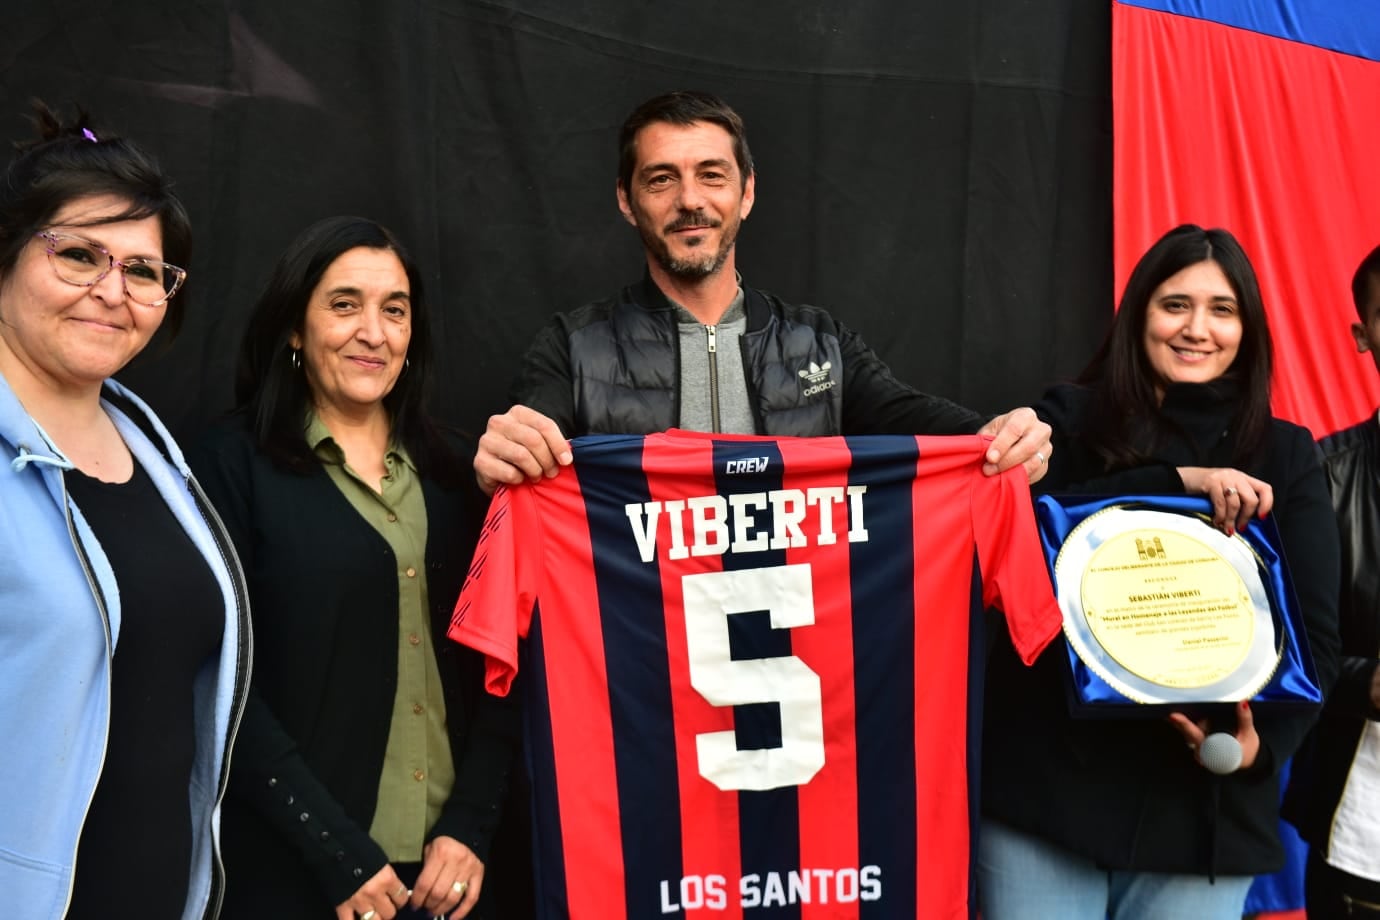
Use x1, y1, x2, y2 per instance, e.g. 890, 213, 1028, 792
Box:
450, 431, 1059, 919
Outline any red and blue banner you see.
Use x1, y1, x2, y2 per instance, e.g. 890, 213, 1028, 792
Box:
1115, 0, 1380, 439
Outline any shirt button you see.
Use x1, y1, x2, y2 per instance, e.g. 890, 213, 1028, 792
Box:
299, 812, 310, 822
405, 566, 417, 578
408, 633, 421, 646
413, 769, 425, 782
387, 513, 398, 523
413, 703, 424, 715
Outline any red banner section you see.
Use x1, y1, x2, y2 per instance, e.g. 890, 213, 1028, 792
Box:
1114, 1, 1380, 436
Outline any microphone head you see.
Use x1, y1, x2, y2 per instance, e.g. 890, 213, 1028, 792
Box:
1199, 733, 1243, 775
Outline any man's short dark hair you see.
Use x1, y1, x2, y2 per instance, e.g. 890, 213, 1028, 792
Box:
1351, 244, 1380, 321
617, 90, 754, 193
0, 102, 193, 338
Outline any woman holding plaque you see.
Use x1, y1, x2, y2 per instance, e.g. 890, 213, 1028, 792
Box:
977, 224, 1340, 919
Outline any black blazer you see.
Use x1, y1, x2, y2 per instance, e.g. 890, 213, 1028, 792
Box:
191, 417, 519, 916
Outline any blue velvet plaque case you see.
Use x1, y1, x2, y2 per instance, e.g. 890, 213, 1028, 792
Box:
1033, 493, 1323, 717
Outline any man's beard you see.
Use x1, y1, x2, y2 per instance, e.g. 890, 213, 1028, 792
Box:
637, 209, 741, 281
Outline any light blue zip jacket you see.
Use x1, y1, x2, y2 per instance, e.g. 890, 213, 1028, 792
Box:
0, 374, 251, 919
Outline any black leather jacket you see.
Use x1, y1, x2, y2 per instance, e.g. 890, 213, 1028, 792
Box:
1284, 414, 1380, 852
511, 276, 987, 437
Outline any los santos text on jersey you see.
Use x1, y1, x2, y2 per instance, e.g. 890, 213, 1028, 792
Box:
659, 866, 883, 913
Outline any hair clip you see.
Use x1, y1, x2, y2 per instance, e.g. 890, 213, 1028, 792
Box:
81, 128, 98, 143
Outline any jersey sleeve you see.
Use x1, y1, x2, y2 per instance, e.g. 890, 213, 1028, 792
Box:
448, 484, 537, 696
972, 465, 1063, 665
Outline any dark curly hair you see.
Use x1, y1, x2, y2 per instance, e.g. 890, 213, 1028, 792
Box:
0, 101, 192, 337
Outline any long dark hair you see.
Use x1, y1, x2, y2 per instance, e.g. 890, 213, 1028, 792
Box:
1078, 224, 1274, 468
0, 102, 192, 337
233, 215, 461, 481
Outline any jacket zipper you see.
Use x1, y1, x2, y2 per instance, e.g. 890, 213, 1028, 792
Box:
53, 464, 252, 920
707, 324, 720, 433
188, 473, 253, 920
57, 471, 113, 920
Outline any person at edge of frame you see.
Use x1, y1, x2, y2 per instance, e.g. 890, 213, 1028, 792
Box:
0, 102, 251, 920
1283, 242, 1380, 920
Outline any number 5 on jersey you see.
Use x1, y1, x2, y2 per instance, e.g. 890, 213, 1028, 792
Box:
681, 564, 826, 791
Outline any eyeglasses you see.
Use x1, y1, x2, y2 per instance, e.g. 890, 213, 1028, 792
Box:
34, 230, 187, 307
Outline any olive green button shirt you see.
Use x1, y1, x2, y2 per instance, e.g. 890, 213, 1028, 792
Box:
306, 414, 455, 862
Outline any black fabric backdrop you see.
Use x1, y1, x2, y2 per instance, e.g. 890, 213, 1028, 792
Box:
1, 0, 1111, 442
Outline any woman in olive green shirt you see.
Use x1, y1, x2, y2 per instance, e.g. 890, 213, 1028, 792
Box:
193, 217, 518, 920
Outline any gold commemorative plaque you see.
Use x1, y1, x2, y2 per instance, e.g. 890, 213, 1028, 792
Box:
1054, 507, 1279, 704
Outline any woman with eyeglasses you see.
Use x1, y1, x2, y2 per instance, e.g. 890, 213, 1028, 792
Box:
0, 104, 249, 919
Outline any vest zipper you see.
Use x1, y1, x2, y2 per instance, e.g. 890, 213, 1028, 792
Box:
706, 323, 720, 433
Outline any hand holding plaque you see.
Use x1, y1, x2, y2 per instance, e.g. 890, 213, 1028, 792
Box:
1034, 494, 1323, 713
1058, 507, 1277, 704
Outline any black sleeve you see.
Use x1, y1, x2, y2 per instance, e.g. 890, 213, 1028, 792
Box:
1245, 428, 1341, 780
509, 317, 577, 436
224, 697, 391, 903
837, 321, 989, 436
1323, 450, 1380, 723
1331, 656, 1380, 721
1031, 383, 1182, 495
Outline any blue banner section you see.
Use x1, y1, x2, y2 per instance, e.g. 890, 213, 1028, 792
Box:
1121, 0, 1380, 62
1034, 494, 1323, 715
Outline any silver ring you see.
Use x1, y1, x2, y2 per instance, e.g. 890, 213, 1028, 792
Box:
1225, 487, 1237, 497
453, 879, 469, 896
1034, 451, 1047, 466
361, 911, 377, 920
394, 885, 409, 900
